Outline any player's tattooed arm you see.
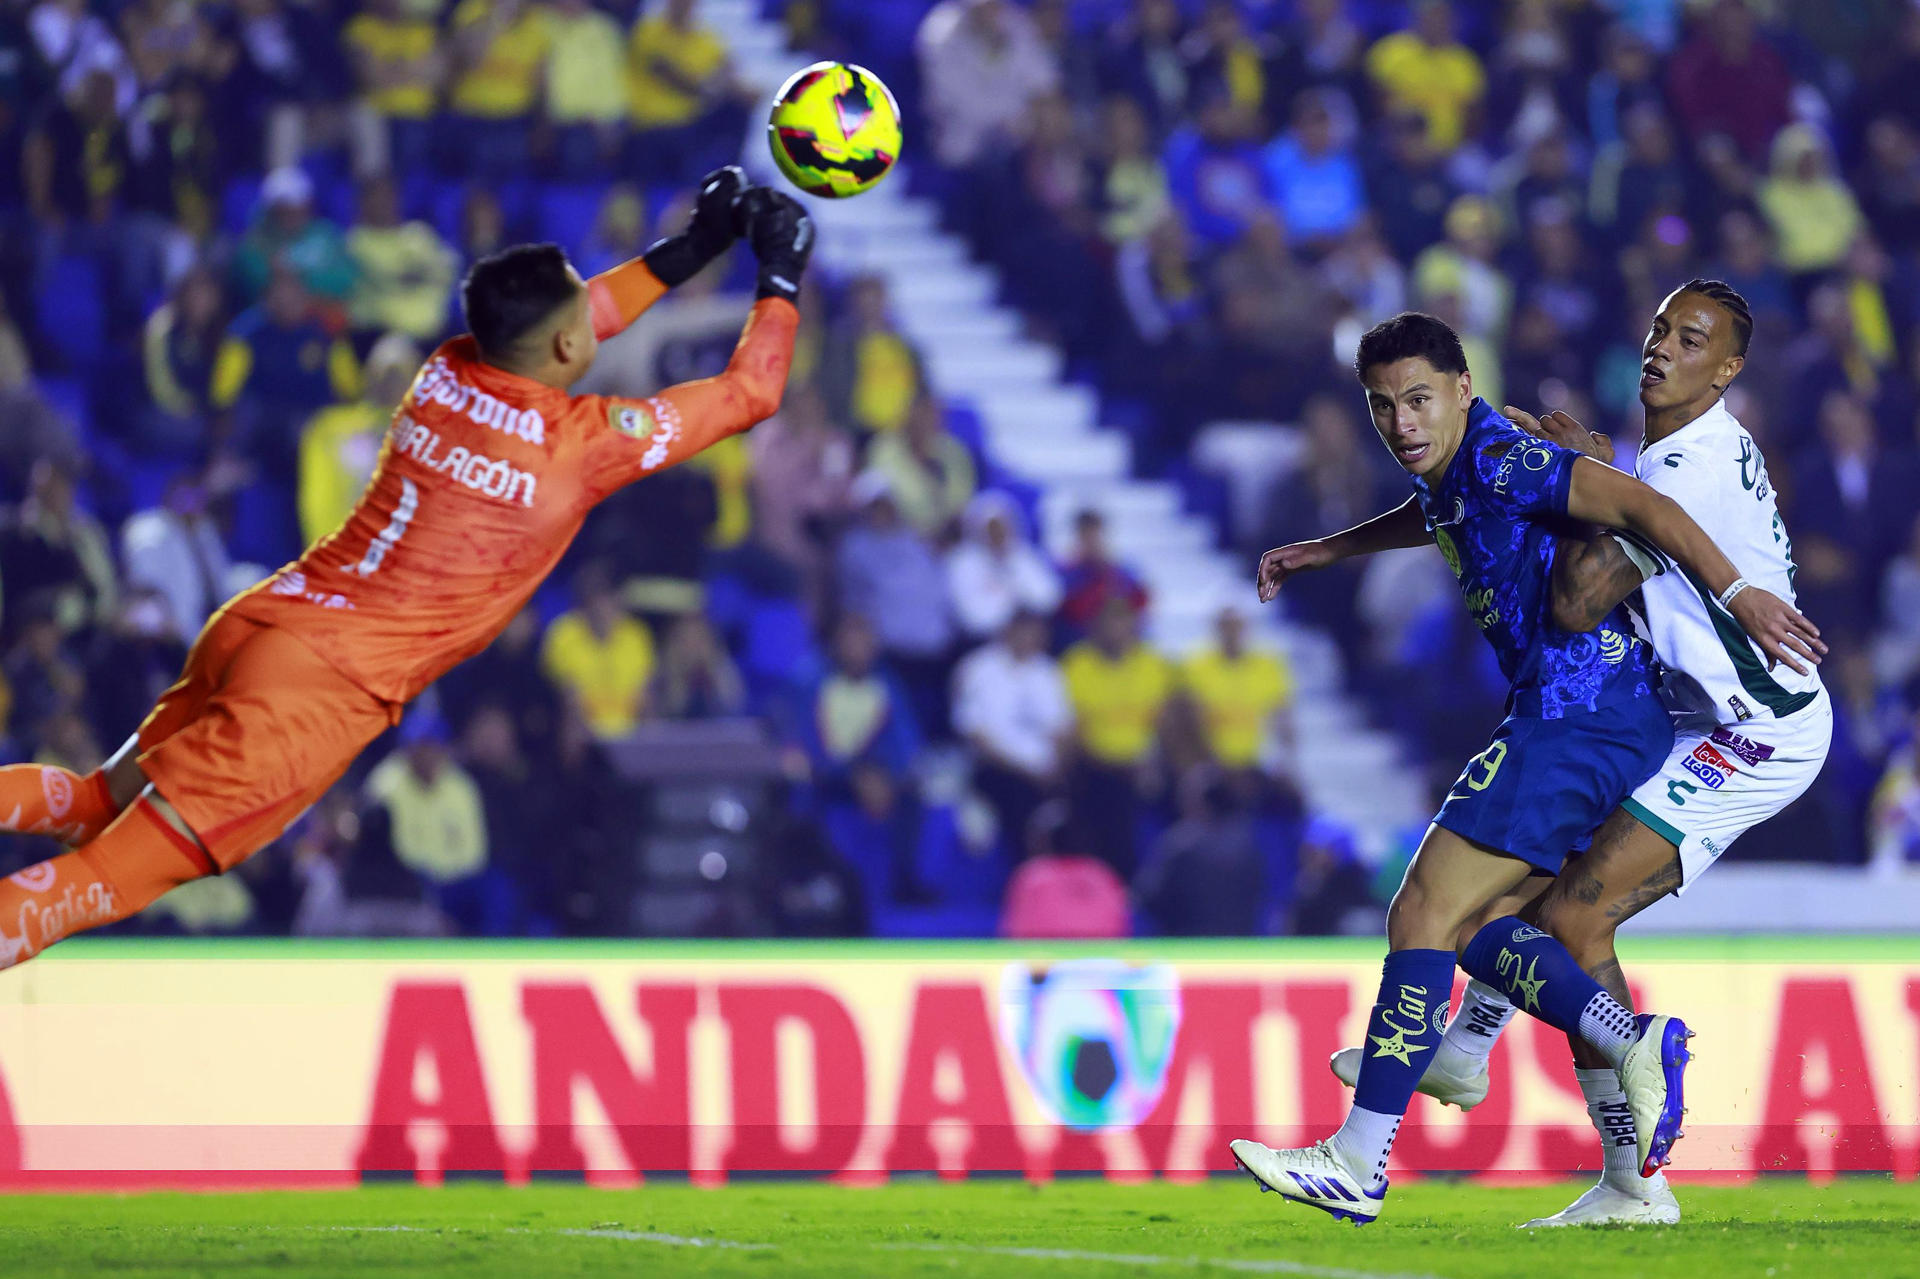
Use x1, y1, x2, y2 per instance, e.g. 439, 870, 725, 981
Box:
1564, 456, 1826, 673
1550, 533, 1647, 633
1256, 496, 1427, 603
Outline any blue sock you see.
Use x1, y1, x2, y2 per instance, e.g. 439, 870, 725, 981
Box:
1350, 948, 1457, 1116
1460, 916, 1637, 1065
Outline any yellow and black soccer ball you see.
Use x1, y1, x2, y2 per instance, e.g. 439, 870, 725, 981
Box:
766, 61, 902, 199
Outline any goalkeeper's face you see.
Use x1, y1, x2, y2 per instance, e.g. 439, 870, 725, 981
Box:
552, 266, 600, 385
1360, 356, 1473, 479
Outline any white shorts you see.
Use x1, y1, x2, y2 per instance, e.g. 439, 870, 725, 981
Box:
1620, 688, 1833, 893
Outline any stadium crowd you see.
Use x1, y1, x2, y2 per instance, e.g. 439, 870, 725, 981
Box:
0, 0, 1916, 940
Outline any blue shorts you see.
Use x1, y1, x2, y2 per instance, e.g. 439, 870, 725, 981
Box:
1433, 694, 1674, 874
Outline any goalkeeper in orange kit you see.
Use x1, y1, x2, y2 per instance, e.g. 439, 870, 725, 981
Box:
0, 168, 813, 968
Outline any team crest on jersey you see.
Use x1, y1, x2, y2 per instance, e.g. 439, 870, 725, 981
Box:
610, 402, 657, 440
1434, 527, 1462, 578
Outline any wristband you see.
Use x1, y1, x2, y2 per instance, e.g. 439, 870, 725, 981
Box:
1716, 577, 1751, 610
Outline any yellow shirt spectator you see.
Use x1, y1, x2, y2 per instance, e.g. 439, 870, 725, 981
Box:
628, 13, 728, 127
851, 331, 921, 433
346, 220, 458, 339
299, 401, 388, 545
1366, 31, 1484, 152
344, 11, 441, 119
365, 752, 489, 882
686, 432, 753, 549
1181, 647, 1293, 769
449, 0, 550, 119
545, 2, 629, 125
1062, 641, 1173, 766
541, 608, 656, 740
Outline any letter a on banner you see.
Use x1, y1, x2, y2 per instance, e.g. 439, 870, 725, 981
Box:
356, 982, 508, 1178
1752, 978, 1894, 1173
0, 1059, 19, 1172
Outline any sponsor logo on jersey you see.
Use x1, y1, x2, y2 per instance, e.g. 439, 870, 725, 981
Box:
1708, 728, 1775, 767
264, 569, 355, 610
1727, 694, 1754, 722
638, 396, 682, 471
609, 402, 656, 440
1681, 752, 1729, 790
413, 359, 547, 444
391, 417, 538, 507
41, 767, 72, 820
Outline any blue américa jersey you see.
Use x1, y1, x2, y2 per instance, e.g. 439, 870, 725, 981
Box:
1411, 399, 1657, 719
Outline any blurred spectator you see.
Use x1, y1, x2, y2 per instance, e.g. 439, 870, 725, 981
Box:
1789, 390, 1920, 634
293, 787, 450, 937
119, 456, 242, 643
1095, 94, 1171, 248
1859, 117, 1920, 255
1097, 0, 1187, 140
29, 0, 134, 114
1263, 88, 1364, 249
543, 0, 626, 179
445, 0, 548, 183
1000, 798, 1129, 939
1665, 0, 1792, 167
1873, 511, 1920, 691
0, 299, 82, 494
1177, 599, 1294, 782
917, 0, 1059, 170
1585, 25, 1664, 152
1058, 507, 1148, 643
232, 166, 356, 307
84, 588, 188, 737
1209, 211, 1340, 418
1162, 89, 1268, 250
127, 74, 223, 245
457, 701, 555, 931
540, 561, 656, 742
1413, 195, 1512, 352
456, 186, 509, 264
1321, 216, 1407, 329
1705, 208, 1794, 338
820, 274, 925, 436
1781, 282, 1880, 445
1868, 707, 1920, 876
801, 612, 924, 901
346, 176, 457, 341
0, 457, 116, 644
1365, 0, 1484, 154
4, 593, 88, 743
576, 183, 649, 277
952, 607, 1072, 845
1287, 814, 1383, 935
945, 490, 1061, 643
436, 604, 560, 756
210, 268, 361, 489
1134, 764, 1262, 935
1591, 102, 1690, 250
1061, 597, 1172, 876
748, 382, 853, 613
835, 470, 955, 734
626, 0, 748, 188
651, 611, 746, 720
1296, 0, 1363, 84
1180, 0, 1284, 127
343, 0, 442, 177
299, 332, 418, 546
1365, 107, 1457, 261
1110, 212, 1207, 417
140, 264, 226, 455
867, 392, 976, 539
1758, 124, 1865, 282
764, 798, 868, 937
364, 708, 518, 935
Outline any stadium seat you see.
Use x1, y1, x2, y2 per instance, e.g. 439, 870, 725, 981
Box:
34, 256, 107, 373
533, 183, 609, 257
740, 598, 818, 699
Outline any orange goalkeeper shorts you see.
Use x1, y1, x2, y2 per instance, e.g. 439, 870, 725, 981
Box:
136, 610, 401, 871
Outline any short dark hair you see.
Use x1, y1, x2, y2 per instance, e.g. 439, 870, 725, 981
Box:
1353, 312, 1469, 381
461, 243, 578, 357
1675, 278, 1753, 357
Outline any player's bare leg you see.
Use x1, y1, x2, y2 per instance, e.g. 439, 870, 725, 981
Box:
0, 768, 215, 971
0, 733, 143, 845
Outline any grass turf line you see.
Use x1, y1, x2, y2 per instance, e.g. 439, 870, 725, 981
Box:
0, 1178, 1914, 1279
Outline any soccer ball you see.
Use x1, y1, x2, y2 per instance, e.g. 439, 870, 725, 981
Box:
766, 61, 902, 199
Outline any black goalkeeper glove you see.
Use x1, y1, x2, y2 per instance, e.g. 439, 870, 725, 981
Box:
736, 187, 814, 302
640, 165, 748, 288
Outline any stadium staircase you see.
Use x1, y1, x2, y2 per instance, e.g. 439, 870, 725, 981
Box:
714, 0, 1423, 853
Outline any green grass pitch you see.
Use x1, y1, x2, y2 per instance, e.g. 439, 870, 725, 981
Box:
0, 1178, 1914, 1279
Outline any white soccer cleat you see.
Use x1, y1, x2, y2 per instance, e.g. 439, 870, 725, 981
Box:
1521, 1174, 1681, 1228
1328, 1046, 1490, 1111
1228, 1138, 1385, 1225
1617, 1014, 1695, 1177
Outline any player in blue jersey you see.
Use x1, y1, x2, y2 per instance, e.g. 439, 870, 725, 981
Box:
1227, 313, 1821, 1225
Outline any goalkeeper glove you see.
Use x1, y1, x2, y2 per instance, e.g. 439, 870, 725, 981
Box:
737, 187, 814, 302
640, 165, 748, 288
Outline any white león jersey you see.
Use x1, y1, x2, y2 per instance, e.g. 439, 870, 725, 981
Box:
1627, 399, 1823, 726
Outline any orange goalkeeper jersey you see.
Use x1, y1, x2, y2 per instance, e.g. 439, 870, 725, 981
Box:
225, 293, 797, 706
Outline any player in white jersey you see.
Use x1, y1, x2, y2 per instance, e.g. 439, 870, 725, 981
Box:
1325, 281, 1830, 1226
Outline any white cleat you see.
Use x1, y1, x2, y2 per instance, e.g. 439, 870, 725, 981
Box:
1618, 1014, 1694, 1177
1329, 1046, 1490, 1111
1521, 1175, 1681, 1228
1228, 1138, 1386, 1226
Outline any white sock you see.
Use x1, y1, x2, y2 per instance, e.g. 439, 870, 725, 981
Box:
1328, 1105, 1400, 1192
1576, 1066, 1650, 1187
1577, 991, 1638, 1068
1432, 979, 1514, 1073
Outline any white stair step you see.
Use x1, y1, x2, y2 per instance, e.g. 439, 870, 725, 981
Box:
897, 308, 1020, 347
885, 267, 997, 311
970, 384, 1097, 436
924, 343, 1063, 392
991, 434, 1128, 482
1040, 482, 1181, 525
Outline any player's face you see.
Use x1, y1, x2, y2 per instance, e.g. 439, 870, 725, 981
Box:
1361, 357, 1473, 478
553, 268, 599, 385
1640, 291, 1742, 413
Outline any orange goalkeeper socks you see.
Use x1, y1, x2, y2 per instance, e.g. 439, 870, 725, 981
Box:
0, 764, 117, 845
0, 797, 213, 969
